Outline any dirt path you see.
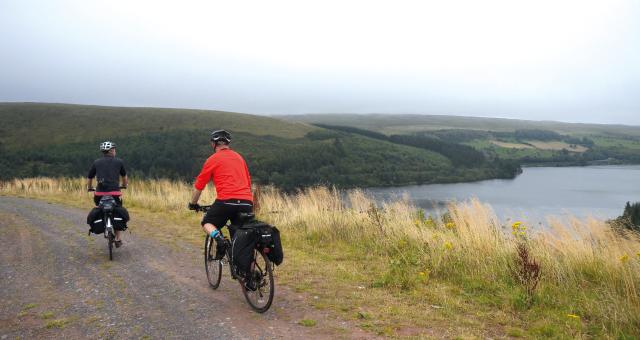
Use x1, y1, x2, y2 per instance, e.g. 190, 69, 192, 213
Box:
0, 197, 372, 339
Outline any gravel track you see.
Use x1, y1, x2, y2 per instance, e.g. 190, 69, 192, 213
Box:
0, 196, 368, 339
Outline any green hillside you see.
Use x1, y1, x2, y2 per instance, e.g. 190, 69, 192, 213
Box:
282, 113, 640, 166
0, 102, 313, 150
281, 113, 640, 136
0, 103, 520, 189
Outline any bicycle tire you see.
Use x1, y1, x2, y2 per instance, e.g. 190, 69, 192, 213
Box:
204, 236, 222, 289
241, 250, 274, 313
108, 232, 114, 261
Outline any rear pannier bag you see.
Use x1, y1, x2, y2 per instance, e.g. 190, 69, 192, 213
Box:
247, 221, 284, 266
268, 226, 283, 266
87, 208, 105, 234
231, 227, 258, 279
113, 206, 129, 231
86, 206, 130, 233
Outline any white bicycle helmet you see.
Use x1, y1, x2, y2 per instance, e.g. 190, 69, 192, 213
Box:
100, 141, 116, 152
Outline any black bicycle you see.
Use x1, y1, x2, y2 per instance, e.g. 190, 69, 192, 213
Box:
197, 205, 275, 313
89, 187, 127, 260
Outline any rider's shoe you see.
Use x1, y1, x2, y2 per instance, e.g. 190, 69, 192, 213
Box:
213, 236, 226, 260
244, 270, 261, 291
115, 240, 123, 248
214, 244, 226, 260
244, 278, 258, 291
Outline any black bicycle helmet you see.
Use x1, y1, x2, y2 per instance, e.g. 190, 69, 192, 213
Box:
99, 141, 116, 152
210, 130, 231, 144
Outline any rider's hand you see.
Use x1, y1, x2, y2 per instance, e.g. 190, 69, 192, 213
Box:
188, 202, 200, 211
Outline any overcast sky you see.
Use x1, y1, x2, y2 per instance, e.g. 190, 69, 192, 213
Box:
1, 0, 638, 124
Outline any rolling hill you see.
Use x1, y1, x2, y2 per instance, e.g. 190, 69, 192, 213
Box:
279, 113, 640, 136
0, 103, 520, 189
281, 113, 640, 166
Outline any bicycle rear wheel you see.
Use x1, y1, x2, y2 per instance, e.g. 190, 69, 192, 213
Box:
204, 236, 222, 289
108, 232, 114, 261
241, 250, 274, 313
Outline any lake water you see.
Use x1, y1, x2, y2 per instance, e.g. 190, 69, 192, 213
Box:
367, 165, 640, 222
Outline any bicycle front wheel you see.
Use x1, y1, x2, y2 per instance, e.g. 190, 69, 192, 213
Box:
204, 236, 222, 289
242, 250, 274, 313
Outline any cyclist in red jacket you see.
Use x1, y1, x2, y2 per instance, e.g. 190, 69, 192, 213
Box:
188, 130, 253, 243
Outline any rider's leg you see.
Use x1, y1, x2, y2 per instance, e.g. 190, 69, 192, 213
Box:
202, 223, 218, 235
115, 230, 121, 241
201, 201, 230, 237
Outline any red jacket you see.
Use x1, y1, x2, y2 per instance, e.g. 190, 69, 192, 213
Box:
194, 149, 253, 201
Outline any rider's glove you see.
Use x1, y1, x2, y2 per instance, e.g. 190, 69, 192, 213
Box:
188, 202, 200, 211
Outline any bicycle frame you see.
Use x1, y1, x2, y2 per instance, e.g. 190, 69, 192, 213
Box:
104, 211, 114, 238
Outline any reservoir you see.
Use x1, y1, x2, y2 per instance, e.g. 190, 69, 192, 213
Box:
367, 165, 640, 222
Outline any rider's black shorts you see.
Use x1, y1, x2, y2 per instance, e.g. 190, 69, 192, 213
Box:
202, 199, 253, 231
94, 195, 122, 206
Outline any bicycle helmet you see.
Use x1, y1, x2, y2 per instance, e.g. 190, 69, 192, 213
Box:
100, 141, 116, 152
210, 130, 231, 144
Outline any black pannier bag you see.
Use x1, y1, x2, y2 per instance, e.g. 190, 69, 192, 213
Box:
86, 207, 105, 234
113, 206, 129, 231
269, 226, 283, 265
86, 206, 130, 233
248, 221, 284, 266
231, 227, 258, 279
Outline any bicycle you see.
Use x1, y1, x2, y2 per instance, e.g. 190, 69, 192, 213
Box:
196, 205, 275, 313
89, 187, 127, 260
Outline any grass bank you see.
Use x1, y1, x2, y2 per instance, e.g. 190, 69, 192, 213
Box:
2, 177, 639, 338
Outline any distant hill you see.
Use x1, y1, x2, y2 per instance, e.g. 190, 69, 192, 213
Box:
280, 113, 640, 166
0, 103, 313, 150
0, 103, 522, 189
279, 113, 640, 136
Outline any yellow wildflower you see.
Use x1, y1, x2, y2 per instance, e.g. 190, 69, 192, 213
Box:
419, 271, 427, 277
445, 222, 455, 229
636, 252, 640, 258
443, 241, 453, 250
620, 254, 630, 263
567, 314, 580, 319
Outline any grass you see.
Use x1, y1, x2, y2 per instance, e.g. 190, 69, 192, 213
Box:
2, 177, 640, 338
299, 319, 317, 327
22, 303, 37, 310
45, 318, 71, 329
40, 311, 55, 319
524, 140, 588, 152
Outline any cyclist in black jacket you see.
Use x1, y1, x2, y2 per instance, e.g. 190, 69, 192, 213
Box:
87, 141, 128, 247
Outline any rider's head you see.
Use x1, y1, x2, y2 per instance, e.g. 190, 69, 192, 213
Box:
100, 141, 117, 155
210, 130, 231, 151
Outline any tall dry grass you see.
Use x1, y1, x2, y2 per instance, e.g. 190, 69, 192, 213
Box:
2, 177, 639, 334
